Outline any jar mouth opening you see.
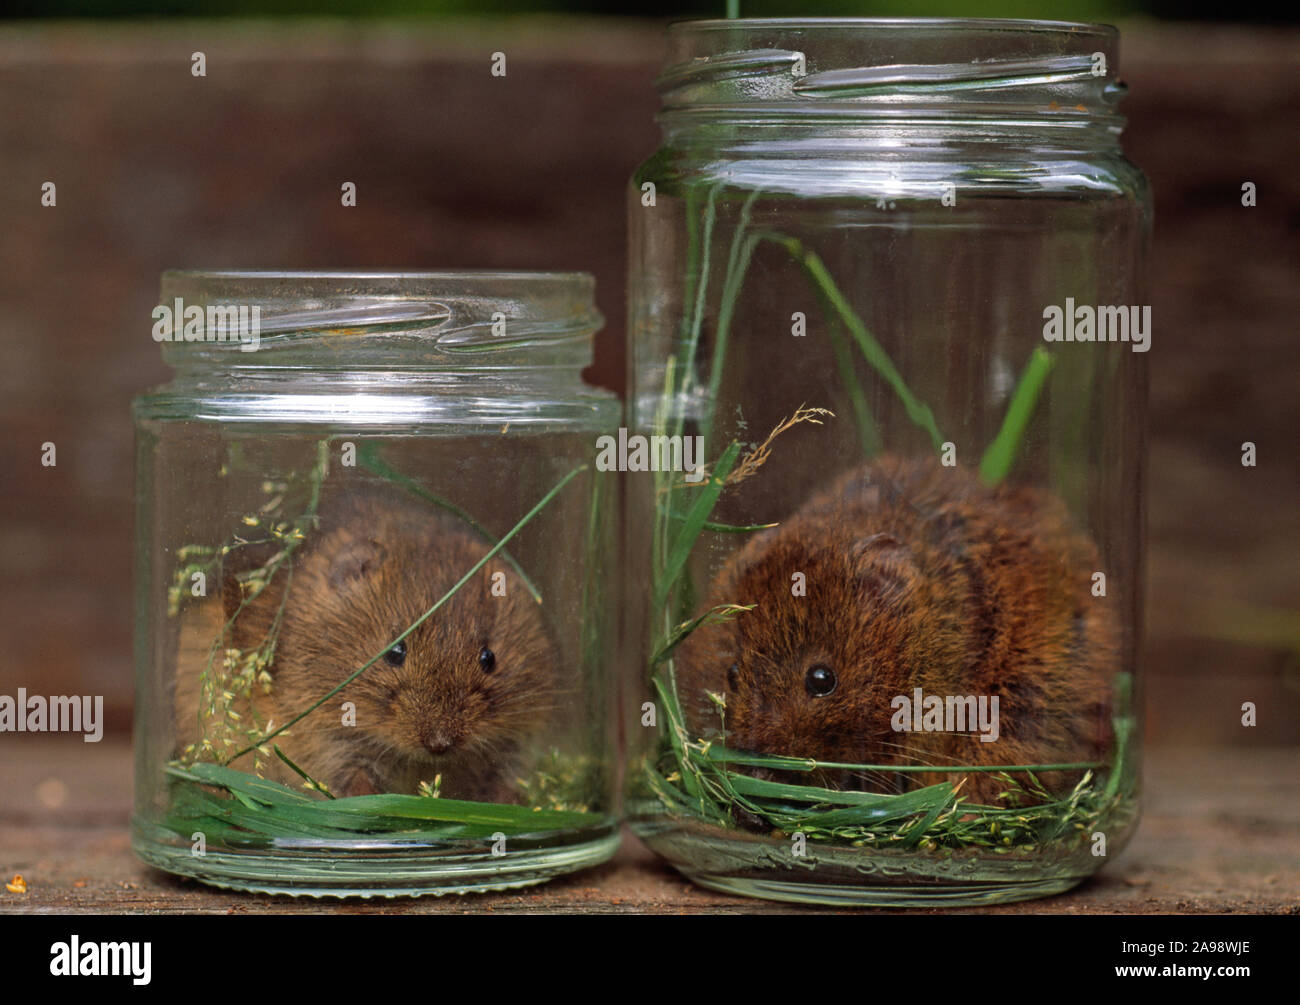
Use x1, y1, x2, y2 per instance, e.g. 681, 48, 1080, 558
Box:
156, 270, 601, 367
657, 17, 1124, 126
670, 17, 1116, 35
162, 269, 594, 323
163, 268, 594, 286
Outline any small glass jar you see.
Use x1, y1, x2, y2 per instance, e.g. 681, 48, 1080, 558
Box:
626, 19, 1149, 906
132, 271, 621, 897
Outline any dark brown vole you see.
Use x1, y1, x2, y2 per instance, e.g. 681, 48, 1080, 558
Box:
677, 455, 1116, 806
175, 491, 558, 801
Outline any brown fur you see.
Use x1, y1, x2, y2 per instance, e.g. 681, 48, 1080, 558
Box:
677, 455, 1117, 806
174, 491, 558, 800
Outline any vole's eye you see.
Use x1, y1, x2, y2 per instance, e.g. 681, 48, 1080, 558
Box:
726, 664, 740, 691
478, 647, 496, 673
384, 641, 407, 667
805, 664, 836, 698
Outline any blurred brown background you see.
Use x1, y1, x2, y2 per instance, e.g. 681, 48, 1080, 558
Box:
0, 17, 1297, 750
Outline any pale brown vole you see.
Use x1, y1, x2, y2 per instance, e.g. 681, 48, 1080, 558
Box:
174, 491, 558, 801
677, 455, 1117, 806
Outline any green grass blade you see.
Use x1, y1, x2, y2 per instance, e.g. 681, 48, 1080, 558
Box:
273, 744, 335, 799
667, 510, 776, 534
651, 673, 703, 802
759, 232, 944, 451
896, 786, 956, 847
653, 442, 741, 613
651, 604, 754, 667
168, 761, 317, 804
163, 762, 600, 843
726, 772, 943, 812
702, 190, 761, 447
979, 346, 1055, 486
325, 796, 588, 829
676, 182, 723, 412
701, 745, 1102, 774
825, 307, 883, 456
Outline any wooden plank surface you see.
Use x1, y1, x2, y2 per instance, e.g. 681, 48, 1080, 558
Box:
1, 738, 1295, 914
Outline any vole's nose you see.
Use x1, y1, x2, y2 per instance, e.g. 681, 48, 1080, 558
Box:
423, 732, 454, 756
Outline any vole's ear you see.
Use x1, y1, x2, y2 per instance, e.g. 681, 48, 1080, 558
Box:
850, 532, 908, 562
328, 538, 387, 590
849, 532, 915, 601
221, 542, 289, 652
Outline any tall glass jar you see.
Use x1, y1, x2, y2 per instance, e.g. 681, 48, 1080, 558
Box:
626, 19, 1149, 906
133, 271, 621, 897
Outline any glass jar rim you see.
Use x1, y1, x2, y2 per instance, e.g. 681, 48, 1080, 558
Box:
656, 16, 1124, 129
161, 268, 595, 326
669, 17, 1116, 35
154, 269, 602, 368
163, 267, 594, 286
